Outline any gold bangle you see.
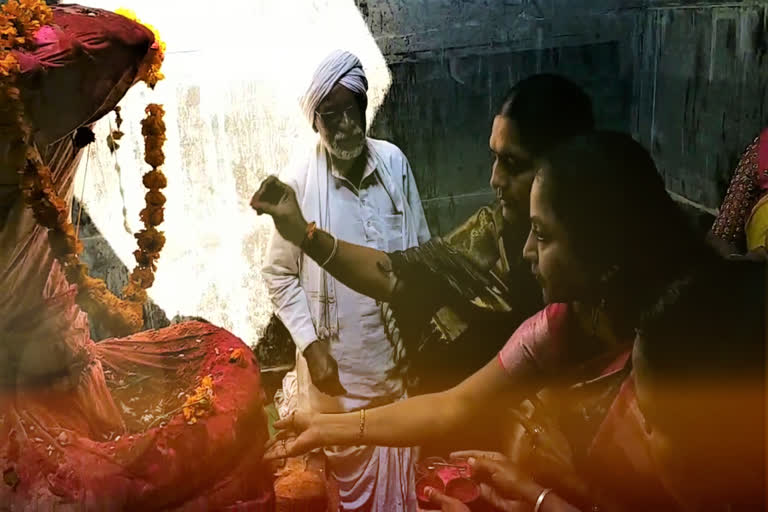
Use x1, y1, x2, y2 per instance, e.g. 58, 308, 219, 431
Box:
358, 408, 366, 441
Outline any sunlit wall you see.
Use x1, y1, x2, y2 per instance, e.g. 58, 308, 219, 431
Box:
75, 0, 391, 345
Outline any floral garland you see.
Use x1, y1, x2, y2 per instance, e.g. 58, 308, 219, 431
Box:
0, 0, 169, 337
125, 103, 168, 303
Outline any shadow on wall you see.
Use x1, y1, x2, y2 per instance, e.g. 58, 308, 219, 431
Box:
369, 42, 632, 236
72, 198, 173, 340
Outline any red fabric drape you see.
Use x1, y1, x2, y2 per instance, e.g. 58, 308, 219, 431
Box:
1, 6, 272, 510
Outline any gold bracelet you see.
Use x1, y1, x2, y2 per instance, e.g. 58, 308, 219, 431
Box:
358, 408, 366, 441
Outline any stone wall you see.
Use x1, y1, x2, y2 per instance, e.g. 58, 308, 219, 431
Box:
632, 1, 768, 210
364, 0, 768, 234
369, 43, 633, 233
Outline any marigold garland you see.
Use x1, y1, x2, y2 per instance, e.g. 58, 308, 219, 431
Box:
1, 1, 169, 338
125, 103, 168, 303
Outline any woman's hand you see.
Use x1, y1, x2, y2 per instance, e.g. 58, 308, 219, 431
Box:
461, 454, 538, 501
423, 487, 472, 512
425, 482, 532, 512
263, 410, 324, 461
250, 175, 308, 246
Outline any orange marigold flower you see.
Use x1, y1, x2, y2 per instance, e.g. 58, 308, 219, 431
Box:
145, 189, 165, 207
141, 118, 165, 138
48, 224, 83, 258
33, 193, 68, 228
135, 228, 165, 254
140, 205, 164, 227
142, 170, 167, 189
0, 52, 19, 76
132, 248, 158, 269
182, 375, 214, 424
122, 280, 148, 303
130, 265, 156, 289
63, 259, 89, 285
144, 103, 165, 117
144, 148, 165, 168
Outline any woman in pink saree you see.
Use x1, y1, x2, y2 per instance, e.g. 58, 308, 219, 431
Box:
1, 6, 272, 510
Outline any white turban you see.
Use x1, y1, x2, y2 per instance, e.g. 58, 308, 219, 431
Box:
300, 49, 368, 127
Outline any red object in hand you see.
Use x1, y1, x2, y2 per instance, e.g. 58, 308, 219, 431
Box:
416, 475, 446, 509
445, 478, 480, 505
416, 458, 480, 509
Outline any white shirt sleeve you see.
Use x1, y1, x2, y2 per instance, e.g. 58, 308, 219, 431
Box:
261, 175, 318, 353
401, 153, 432, 244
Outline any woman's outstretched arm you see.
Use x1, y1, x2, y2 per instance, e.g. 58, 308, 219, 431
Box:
252, 175, 401, 301
264, 352, 542, 459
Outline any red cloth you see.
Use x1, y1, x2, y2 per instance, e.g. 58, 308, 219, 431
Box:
2, 323, 273, 510
13, 5, 155, 145
0, 6, 273, 510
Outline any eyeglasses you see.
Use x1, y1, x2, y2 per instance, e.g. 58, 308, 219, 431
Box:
315, 104, 359, 128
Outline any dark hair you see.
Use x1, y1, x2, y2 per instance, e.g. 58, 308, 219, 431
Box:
498, 74, 595, 157
637, 261, 765, 384
635, 261, 765, 456
538, 131, 718, 337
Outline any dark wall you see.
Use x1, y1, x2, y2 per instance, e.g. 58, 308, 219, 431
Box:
370, 43, 632, 234
632, 2, 768, 210
361, 0, 768, 234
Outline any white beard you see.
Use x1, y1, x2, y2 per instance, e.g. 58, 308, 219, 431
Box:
326, 140, 365, 161
324, 124, 365, 161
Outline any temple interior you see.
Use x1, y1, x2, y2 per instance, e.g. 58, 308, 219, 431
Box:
0, 0, 766, 510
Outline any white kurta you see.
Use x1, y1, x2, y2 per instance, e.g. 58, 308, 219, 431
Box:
263, 137, 430, 512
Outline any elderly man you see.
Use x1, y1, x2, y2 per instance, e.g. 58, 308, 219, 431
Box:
262, 50, 430, 511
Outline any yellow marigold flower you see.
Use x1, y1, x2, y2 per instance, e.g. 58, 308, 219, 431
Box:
182, 375, 215, 424
0, 52, 19, 76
